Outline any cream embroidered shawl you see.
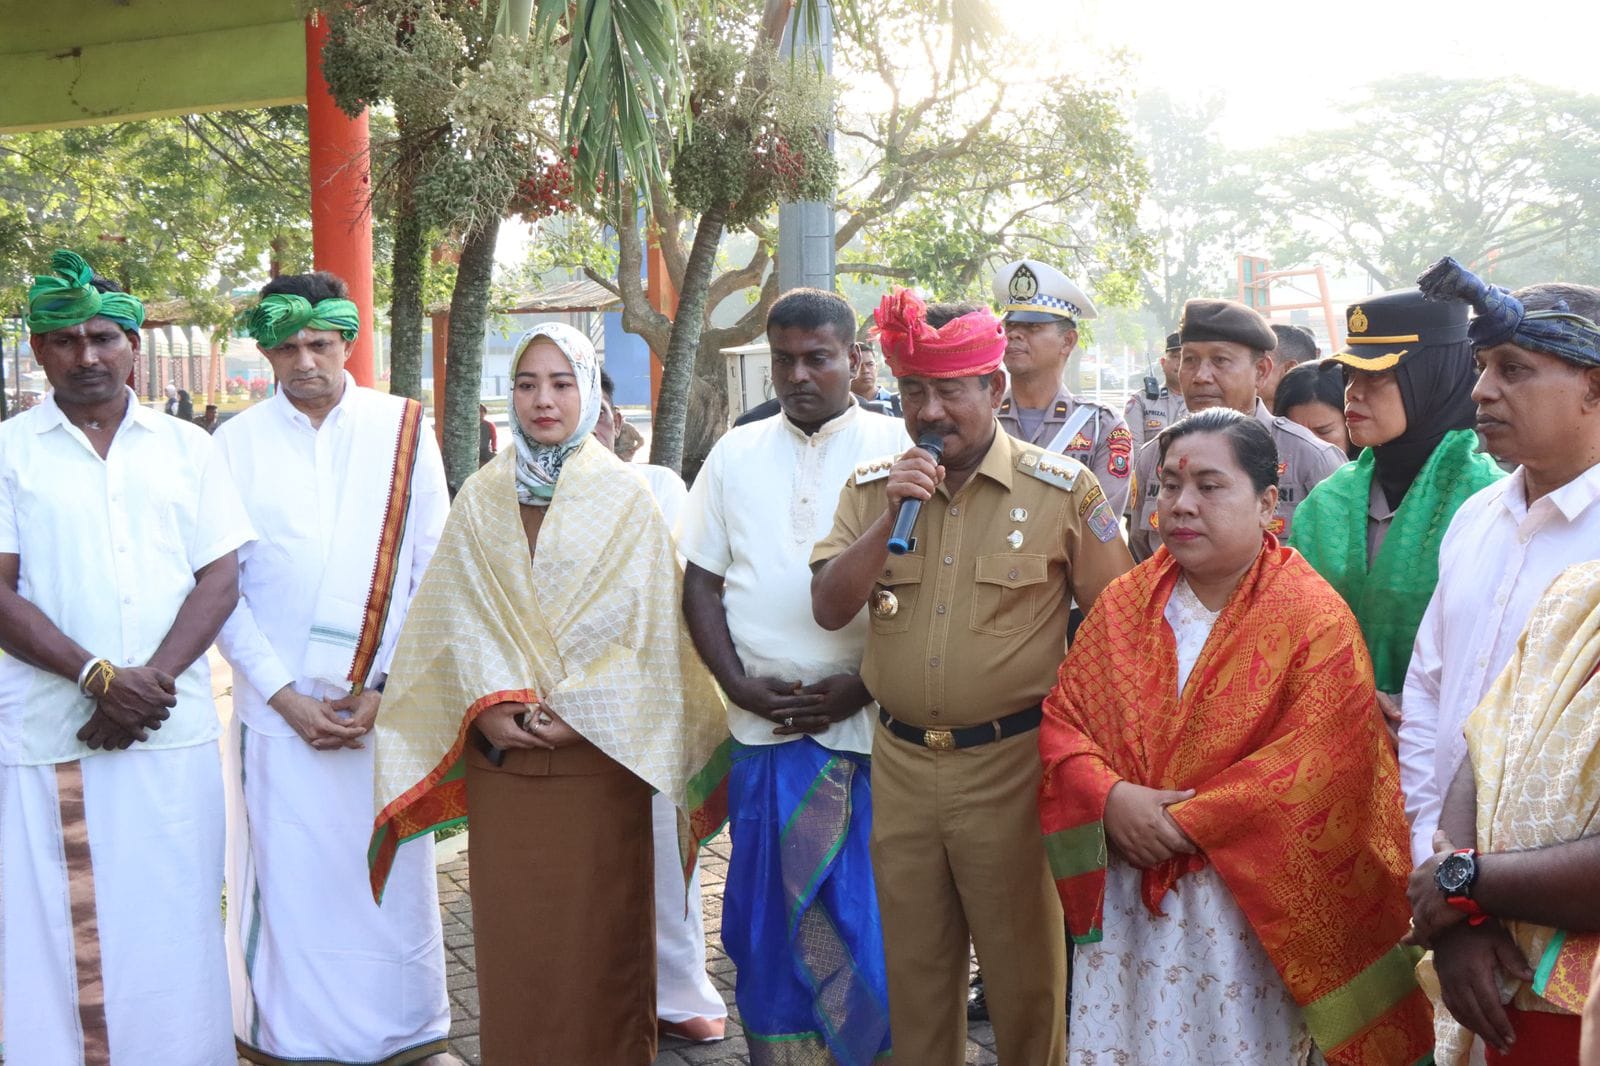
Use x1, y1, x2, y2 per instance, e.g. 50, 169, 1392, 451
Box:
1421, 560, 1600, 1062
368, 440, 730, 898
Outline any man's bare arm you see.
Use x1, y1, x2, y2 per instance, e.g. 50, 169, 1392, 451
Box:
146, 552, 240, 679
0, 552, 93, 680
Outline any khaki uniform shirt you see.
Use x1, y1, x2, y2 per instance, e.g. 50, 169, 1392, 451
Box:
811, 427, 1134, 729
1123, 388, 1187, 451
998, 387, 1134, 518
1125, 398, 1349, 562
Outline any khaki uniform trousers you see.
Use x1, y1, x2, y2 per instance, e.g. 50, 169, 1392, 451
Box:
869, 719, 1066, 1065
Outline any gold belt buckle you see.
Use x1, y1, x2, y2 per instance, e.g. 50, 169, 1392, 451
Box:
923, 729, 955, 751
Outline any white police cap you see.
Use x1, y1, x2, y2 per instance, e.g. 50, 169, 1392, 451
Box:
993, 259, 1098, 324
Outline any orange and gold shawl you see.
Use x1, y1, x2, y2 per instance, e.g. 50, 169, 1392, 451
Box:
1039, 538, 1433, 1065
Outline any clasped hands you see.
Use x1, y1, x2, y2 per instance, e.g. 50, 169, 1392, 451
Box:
1405, 831, 1532, 1056
270, 685, 382, 751
477, 699, 581, 751
77, 664, 177, 751
1103, 780, 1198, 868
729, 673, 869, 737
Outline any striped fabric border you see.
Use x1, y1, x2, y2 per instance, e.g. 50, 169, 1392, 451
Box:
348, 398, 424, 691
56, 760, 111, 1066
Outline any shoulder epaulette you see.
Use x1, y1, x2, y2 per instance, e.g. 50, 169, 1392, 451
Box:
851, 456, 896, 485
1017, 449, 1083, 491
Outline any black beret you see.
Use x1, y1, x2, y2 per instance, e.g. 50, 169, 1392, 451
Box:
1179, 299, 1276, 352
1164, 331, 1181, 351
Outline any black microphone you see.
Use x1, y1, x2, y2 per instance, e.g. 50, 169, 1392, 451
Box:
886, 431, 946, 555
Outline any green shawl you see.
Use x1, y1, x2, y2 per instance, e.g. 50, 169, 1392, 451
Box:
1290, 428, 1503, 692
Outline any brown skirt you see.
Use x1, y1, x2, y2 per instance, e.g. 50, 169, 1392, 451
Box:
464, 734, 657, 1065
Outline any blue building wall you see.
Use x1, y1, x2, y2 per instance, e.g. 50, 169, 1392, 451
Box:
603, 312, 653, 406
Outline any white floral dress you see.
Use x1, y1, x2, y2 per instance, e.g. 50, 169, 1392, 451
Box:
1067, 578, 1316, 1065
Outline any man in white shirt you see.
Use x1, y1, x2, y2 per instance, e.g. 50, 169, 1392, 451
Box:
0, 250, 252, 1064
1403, 260, 1600, 867
680, 288, 907, 1064
593, 371, 727, 1045
214, 273, 456, 1066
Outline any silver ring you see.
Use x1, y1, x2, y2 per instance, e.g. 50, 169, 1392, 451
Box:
783, 716, 795, 727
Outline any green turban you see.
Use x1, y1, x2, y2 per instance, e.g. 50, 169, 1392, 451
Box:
244, 292, 361, 348
26, 249, 146, 334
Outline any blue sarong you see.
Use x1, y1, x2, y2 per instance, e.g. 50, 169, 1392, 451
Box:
722, 738, 891, 1065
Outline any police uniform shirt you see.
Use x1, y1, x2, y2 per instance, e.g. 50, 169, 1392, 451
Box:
996, 386, 1134, 518
811, 427, 1133, 729
1123, 389, 1187, 451
1124, 398, 1348, 562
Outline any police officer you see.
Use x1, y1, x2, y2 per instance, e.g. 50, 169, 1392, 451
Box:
1125, 299, 1348, 561
993, 259, 1135, 516
812, 291, 1132, 1066
1124, 330, 1187, 451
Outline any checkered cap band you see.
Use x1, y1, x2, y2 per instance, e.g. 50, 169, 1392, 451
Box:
1012, 293, 1081, 317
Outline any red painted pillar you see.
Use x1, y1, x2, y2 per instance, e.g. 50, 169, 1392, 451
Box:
645, 236, 678, 414
305, 14, 376, 386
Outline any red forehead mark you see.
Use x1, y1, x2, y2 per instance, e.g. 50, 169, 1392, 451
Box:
1178, 456, 1188, 471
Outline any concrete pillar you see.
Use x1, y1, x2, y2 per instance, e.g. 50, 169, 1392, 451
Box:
777, 2, 836, 294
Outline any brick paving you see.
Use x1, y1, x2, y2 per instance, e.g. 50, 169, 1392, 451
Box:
436, 830, 1001, 1065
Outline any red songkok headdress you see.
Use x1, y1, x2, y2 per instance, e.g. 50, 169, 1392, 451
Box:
872, 288, 1007, 379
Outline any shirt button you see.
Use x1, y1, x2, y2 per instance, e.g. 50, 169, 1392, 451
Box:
931, 709, 941, 719
123, 596, 132, 604
929, 657, 940, 668
949, 506, 960, 516
943, 555, 954, 565
117, 543, 127, 553
936, 604, 947, 615
1008, 568, 1019, 580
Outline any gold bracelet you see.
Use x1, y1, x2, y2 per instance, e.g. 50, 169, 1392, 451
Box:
83, 659, 118, 699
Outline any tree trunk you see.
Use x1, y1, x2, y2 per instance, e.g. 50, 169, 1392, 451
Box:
388, 200, 427, 399
442, 213, 501, 494
650, 205, 726, 474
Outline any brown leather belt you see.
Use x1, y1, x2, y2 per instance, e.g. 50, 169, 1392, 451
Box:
877, 703, 1043, 751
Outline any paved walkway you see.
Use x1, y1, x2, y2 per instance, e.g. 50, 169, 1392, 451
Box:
436, 830, 1002, 1065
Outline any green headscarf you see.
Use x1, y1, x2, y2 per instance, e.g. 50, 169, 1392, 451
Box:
26, 249, 146, 334
244, 292, 361, 348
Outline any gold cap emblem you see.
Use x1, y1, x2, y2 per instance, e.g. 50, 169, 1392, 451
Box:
1008, 263, 1039, 302
1349, 306, 1369, 334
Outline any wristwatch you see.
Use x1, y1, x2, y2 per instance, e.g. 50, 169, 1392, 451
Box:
1434, 848, 1488, 925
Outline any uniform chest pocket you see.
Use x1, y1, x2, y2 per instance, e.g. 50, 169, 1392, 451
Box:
868, 555, 923, 635
970, 553, 1051, 637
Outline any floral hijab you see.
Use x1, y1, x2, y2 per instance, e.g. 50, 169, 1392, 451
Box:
508, 323, 602, 506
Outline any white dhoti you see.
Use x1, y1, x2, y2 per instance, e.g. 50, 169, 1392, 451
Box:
1, 743, 233, 1066
224, 715, 450, 1064
650, 792, 726, 1025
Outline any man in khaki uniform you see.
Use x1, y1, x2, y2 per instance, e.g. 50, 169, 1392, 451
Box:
1124, 330, 1188, 450
993, 259, 1135, 516
1126, 299, 1348, 561
811, 291, 1133, 1066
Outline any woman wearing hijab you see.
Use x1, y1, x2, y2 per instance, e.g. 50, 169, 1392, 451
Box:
365, 324, 730, 1064
1290, 289, 1504, 747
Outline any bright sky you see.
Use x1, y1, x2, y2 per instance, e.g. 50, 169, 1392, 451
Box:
994, 0, 1600, 147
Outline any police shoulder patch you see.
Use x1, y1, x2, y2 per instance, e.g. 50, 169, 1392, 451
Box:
851, 456, 896, 486
1017, 449, 1083, 491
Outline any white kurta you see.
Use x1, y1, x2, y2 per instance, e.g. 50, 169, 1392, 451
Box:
636, 463, 727, 1026
1400, 463, 1600, 865
213, 379, 453, 1063
676, 403, 911, 754
1068, 579, 1313, 1066
0, 390, 252, 1064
